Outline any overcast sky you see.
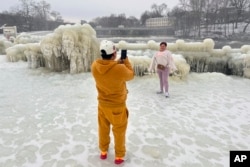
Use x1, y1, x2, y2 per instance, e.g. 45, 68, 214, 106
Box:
0, 0, 179, 23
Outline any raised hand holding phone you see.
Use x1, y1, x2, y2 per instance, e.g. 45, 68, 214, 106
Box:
121, 50, 127, 60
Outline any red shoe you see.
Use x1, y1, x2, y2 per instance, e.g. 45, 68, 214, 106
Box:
114, 158, 124, 164
100, 152, 107, 160
114, 155, 128, 165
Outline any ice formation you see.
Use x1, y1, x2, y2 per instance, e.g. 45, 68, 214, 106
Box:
0, 37, 13, 54
14, 33, 44, 44
116, 39, 250, 78
172, 39, 250, 78
6, 44, 27, 62
40, 24, 100, 73
24, 43, 43, 69
6, 24, 100, 74
2, 23, 250, 78
116, 40, 190, 78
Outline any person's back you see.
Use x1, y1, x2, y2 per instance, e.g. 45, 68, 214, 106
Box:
92, 57, 133, 106
91, 40, 134, 165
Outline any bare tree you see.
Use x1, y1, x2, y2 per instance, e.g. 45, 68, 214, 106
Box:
230, 0, 250, 28
242, 9, 250, 32
178, 0, 190, 36
126, 16, 140, 27
17, 0, 35, 31
32, 0, 51, 30
169, 6, 194, 37
203, 0, 218, 34
190, 0, 206, 37
140, 11, 151, 25
50, 11, 63, 22
140, 3, 168, 25
151, 3, 168, 17
34, 0, 51, 20
1, 0, 63, 31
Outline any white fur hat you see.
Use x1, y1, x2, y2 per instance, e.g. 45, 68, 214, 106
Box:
100, 40, 116, 55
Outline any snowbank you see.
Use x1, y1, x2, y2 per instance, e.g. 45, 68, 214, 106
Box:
0, 60, 249, 167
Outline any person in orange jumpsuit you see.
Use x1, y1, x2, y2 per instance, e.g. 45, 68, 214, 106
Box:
91, 40, 134, 164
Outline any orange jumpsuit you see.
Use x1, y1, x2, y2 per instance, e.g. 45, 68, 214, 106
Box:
91, 57, 134, 158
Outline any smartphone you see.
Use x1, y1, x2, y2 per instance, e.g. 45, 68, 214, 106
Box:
121, 50, 127, 60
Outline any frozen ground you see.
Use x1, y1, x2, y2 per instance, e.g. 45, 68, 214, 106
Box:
0, 55, 249, 167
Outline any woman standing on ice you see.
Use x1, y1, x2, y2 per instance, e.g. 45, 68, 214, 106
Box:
149, 42, 176, 97
91, 40, 134, 165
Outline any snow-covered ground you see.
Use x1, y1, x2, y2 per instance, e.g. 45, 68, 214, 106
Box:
0, 55, 249, 167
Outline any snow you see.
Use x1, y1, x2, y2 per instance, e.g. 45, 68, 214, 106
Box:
0, 54, 250, 167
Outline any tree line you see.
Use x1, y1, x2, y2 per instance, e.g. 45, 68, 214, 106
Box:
0, 0, 64, 32
169, 0, 250, 38
0, 0, 169, 32
0, 0, 250, 38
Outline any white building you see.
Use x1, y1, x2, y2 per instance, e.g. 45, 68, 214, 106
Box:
145, 17, 171, 27
3, 26, 17, 39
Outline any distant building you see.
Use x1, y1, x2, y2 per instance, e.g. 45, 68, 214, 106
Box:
145, 17, 173, 27
3, 26, 17, 39
118, 25, 124, 28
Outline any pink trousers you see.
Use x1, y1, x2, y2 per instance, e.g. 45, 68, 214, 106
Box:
157, 68, 169, 93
